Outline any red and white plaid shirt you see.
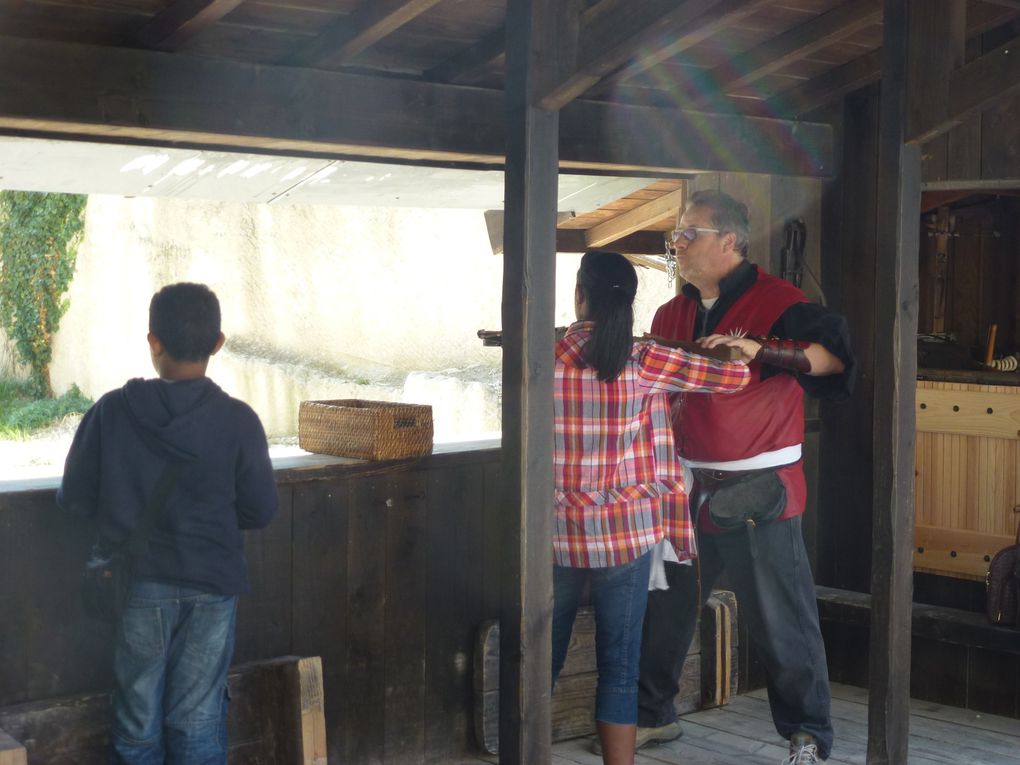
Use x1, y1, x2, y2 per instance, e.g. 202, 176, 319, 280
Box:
554, 321, 750, 568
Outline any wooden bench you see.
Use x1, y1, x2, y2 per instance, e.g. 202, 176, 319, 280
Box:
474, 590, 738, 754
0, 656, 327, 764
817, 586, 1020, 719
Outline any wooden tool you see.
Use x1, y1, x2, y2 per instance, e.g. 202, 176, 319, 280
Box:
984, 323, 998, 366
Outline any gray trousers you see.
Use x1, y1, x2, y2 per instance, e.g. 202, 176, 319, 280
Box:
637, 515, 834, 760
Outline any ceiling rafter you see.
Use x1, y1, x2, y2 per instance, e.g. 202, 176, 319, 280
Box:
584, 188, 685, 247
688, 0, 882, 109
583, 0, 772, 100
425, 25, 506, 85
766, 49, 881, 117
767, 4, 1020, 118
133, 0, 245, 51
287, 0, 443, 69
536, 0, 725, 110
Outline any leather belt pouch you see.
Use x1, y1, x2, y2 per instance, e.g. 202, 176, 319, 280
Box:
700, 469, 787, 531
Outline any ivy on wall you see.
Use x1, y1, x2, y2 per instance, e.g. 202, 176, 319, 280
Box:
0, 191, 87, 396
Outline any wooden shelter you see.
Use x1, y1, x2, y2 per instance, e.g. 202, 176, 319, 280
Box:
2, 1, 1020, 763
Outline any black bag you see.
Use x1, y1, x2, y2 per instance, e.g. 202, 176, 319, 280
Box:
986, 506, 1020, 627
80, 465, 180, 623
698, 468, 787, 557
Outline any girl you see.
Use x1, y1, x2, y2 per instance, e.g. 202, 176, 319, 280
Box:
552, 251, 749, 764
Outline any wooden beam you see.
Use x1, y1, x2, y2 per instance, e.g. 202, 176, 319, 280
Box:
769, 5, 1018, 118
537, 0, 724, 109
0, 37, 834, 177
500, 0, 567, 760
287, 0, 443, 68
425, 25, 506, 85
910, 30, 1020, 143
767, 49, 882, 117
133, 0, 244, 51
691, 0, 882, 107
584, 188, 684, 247
585, 0, 772, 100
559, 229, 672, 255
869, 0, 921, 762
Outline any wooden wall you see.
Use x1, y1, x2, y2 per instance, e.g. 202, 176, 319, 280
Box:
922, 22, 1020, 187
0, 449, 504, 765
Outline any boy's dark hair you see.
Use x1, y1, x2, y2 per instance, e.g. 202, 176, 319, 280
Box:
149, 283, 222, 362
577, 251, 638, 382
688, 189, 750, 257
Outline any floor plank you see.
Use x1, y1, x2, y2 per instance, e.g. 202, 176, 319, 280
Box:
459, 683, 1020, 764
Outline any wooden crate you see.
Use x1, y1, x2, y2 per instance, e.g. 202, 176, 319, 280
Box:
0, 656, 327, 765
298, 399, 433, 461
914, 381, 1020, 580
473, 591, 738, 754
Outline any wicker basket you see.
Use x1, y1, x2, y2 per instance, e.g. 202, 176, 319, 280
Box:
298, 399, 433, 461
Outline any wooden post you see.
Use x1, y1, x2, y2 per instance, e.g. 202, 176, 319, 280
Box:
869, 1, 922, 762
501, 0, 573, 762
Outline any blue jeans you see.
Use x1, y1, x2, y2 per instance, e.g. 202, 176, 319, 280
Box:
110, 581, 237, 765
552, 551, 651, 725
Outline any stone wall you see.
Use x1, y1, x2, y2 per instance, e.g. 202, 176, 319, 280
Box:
49, 196, 675, 438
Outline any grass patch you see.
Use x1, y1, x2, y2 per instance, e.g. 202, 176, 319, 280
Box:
0, 379, 93, 439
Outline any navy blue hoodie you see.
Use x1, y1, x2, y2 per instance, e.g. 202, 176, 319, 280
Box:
58, 377, 278, 594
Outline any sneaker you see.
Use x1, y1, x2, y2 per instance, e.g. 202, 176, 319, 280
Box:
782, 732, 827, 764
589, 720, 683, 755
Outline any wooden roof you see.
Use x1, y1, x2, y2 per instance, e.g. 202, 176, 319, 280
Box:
1, 0, 1017, 254
1, 0, 1016, 119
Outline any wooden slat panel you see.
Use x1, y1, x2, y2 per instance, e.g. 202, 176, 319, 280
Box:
424, 464, 487, 762
289, 482, 349, 765
915, 387, 1020, 439
383, 472, 429, 762
344, 477, 388, 763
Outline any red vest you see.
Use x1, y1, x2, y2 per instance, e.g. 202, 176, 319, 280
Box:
652, 269, 809, 523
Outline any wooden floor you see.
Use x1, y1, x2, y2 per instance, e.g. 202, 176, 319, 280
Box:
461, 683, 1020, 764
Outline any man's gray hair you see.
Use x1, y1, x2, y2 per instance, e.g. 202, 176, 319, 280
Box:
687, 190, 750, 258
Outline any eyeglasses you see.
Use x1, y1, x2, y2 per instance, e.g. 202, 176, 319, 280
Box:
670, 226, 721, 243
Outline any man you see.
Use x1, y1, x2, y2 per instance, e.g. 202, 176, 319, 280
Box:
636, 190, 855, 765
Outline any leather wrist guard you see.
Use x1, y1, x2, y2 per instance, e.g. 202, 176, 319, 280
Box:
753, 337, 811, 373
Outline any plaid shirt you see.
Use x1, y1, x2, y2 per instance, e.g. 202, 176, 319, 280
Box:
554, 321, 750, 568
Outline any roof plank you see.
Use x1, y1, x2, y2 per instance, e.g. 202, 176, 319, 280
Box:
690, 0, 882, 106
584, 188, 685, 247
287, 0, 443, 68
537, 0, 725, 109
583, 0, 773, 99
134, 0, 245, 51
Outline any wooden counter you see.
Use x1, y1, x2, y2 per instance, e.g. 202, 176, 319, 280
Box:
0, 443, 502, 764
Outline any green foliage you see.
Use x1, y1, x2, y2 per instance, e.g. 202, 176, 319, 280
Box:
0, 379, 92, 439
0, 191, 87, 396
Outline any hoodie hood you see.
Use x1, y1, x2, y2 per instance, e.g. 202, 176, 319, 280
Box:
122, 377, 225, 462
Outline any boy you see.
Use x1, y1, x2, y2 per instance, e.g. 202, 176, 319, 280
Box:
58, 282, 279, 765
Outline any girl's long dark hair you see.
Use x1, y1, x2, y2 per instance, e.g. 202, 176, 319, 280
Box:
577, 251, 638, 382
